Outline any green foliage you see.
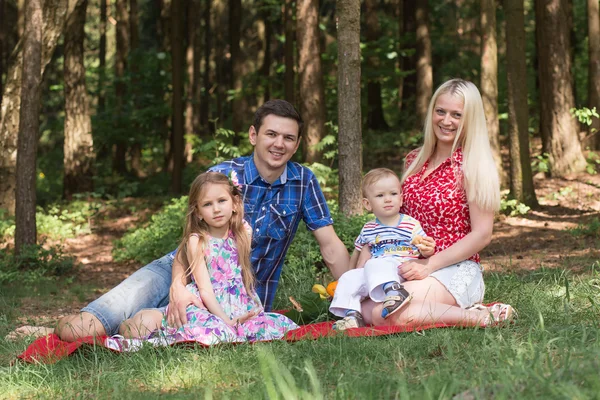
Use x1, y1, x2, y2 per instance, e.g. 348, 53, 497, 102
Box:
194, 128, 252, 166
531, 153, 550, 174
113, 196, 187, 264
568, 217, 600, 238
0, 244, 75, 284
571, 106, 599, 127
500, 196, 531, 217
585, 151, 600, 175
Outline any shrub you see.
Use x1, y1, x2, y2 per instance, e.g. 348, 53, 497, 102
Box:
0, 244, 76, 284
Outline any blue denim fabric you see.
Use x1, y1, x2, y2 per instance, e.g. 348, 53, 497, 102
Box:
81, 255, 173, 336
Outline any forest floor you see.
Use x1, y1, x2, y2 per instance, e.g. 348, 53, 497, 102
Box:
5, 171, 600, 332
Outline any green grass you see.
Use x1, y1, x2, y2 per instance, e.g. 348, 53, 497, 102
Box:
2, 265, 600, 399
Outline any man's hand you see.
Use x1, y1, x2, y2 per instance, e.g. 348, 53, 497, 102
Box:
398, 259, 433, 281
167, 282, 205, 328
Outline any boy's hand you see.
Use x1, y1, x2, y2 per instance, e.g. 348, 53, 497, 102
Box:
412, 235, 436, 258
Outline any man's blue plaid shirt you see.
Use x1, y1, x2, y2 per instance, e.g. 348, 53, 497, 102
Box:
171, 155, 334, 311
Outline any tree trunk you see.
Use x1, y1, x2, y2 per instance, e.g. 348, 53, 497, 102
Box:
0, 0, 79, 216
191, 0, 202, 137
64, 0, 94, 199
0, 0, 4, 107
129, 0, 146, 177
535, 0, 586, 176
199, 0, 211, 134
15, 0, 42, 254
170, 0, 184, 194
480, 0, 505, 186
506, 0, 538, 207
284, 0, 295, 105
337, 0, 362, 216
17, 0, 24, 39
114, 0, 129, 175
589, 0, 600, 150
98, 0, 107, 113
230, 0, 246, 138
184, 0, 195, 163
396, 0, 404, 113
401, 0, 416, 116
260, 8, 272, 102
364, 0, 388, 130
415, 0, 432, 127
213, 0, 226, 127
297, 0, 325, 163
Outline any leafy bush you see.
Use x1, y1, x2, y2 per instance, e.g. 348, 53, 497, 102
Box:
0, 244, 76, 284
568, 217, 600, 238
112, 196, 187, 264
500, 195, 531, 217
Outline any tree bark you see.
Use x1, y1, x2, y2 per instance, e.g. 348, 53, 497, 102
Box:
401, 0, 416, 116
184, 0, 195, 163
0, 0, 5, 107
480, 0, 505, 186
415, 0, 432, 127
284, 0, 295, 105
297, 0, 325, 163
98, 0, 107, 113
260, 8, 272, 102
128, 0, 145, 177
589, 0, 600, 150
535, 0, 586, 176
170, 0, 185, 194
15, 0, 42, 254
506, 0, 538, 207
230, 0, 246, 138
337, 0, 362, 216
199, 0, 211, 134
114, 0, 129, 175
64, 0, 94, 199
0, 0, 79, 215
396, 0, 404, 113
191, 0, 202, 137
364, 0, 388, 130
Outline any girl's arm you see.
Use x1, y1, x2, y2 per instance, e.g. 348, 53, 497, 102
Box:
187, 237, 235, 325
399, 201, 493, 280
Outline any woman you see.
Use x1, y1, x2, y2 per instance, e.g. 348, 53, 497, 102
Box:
362, 78, 514, 327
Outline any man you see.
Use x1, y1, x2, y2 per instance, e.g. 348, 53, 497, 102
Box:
55, 100, 349, 341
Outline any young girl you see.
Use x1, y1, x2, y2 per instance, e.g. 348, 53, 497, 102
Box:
118, 172, 298, 346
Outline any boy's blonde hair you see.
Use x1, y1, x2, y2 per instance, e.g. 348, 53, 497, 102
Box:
400, 79, 500, 212
176, 172, 255, 293
362, 168, 401, 198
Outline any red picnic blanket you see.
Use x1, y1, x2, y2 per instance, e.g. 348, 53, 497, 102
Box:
17, 320, 452, 364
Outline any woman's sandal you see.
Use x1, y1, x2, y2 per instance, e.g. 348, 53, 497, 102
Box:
482, 303, 517, 327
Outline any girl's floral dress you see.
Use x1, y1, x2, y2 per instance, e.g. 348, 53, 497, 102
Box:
152, 230, 298, 346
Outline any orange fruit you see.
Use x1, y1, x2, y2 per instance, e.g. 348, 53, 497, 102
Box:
326, 281, 338, 297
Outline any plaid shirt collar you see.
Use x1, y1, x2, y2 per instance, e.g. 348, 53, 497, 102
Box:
243, 153, 301, 186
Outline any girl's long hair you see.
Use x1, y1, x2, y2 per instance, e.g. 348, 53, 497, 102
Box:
175, 172, 255, 293
401, 79, 500, 212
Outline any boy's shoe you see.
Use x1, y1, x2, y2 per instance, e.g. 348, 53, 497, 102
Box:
332, 311, 366, 331
381, 283, 412, 319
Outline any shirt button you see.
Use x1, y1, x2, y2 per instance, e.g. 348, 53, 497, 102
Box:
283, 211, 286, 215
256, 228, 259, 232
262, 207, 265, 211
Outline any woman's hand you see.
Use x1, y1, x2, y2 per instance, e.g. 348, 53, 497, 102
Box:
415, 236, 436, 258
398, 259, 435, 281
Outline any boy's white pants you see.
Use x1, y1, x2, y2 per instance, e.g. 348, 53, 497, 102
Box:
329, 257, 405, 318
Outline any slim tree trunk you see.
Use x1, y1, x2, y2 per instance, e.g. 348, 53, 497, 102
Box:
17, 0, 24, 39
480, 0, 505, 186
170, 0, 184, 194
337, 0, 362, 216
415, 0, 432, 127
230, 0, 246, 138
401, 0, 416, 116
184, 0, 195, 163
297, 0, 325, 163
64, 0, 94, 199
114, 0, 129, 175
284, 0, 295, 105
365, 0, 388, 130
260, 9, 272, 102
0, 0, 79, 216
0, 0, 5, 107
396, 0, 404, 113
15, 0, 42, 254
589, 0, 600, 150
129, 0, 145, 177
506, 0, 538, 207
98, 0, 107, 113
191, 0, 202, 137
536, 0, 586, 176
200, 0, 211, 134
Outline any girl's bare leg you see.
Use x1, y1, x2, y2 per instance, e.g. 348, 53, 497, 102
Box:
119, 310, 164, 338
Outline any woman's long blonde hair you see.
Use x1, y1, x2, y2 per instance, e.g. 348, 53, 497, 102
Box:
401, 79, 500, 212
175, 172, 255, 293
